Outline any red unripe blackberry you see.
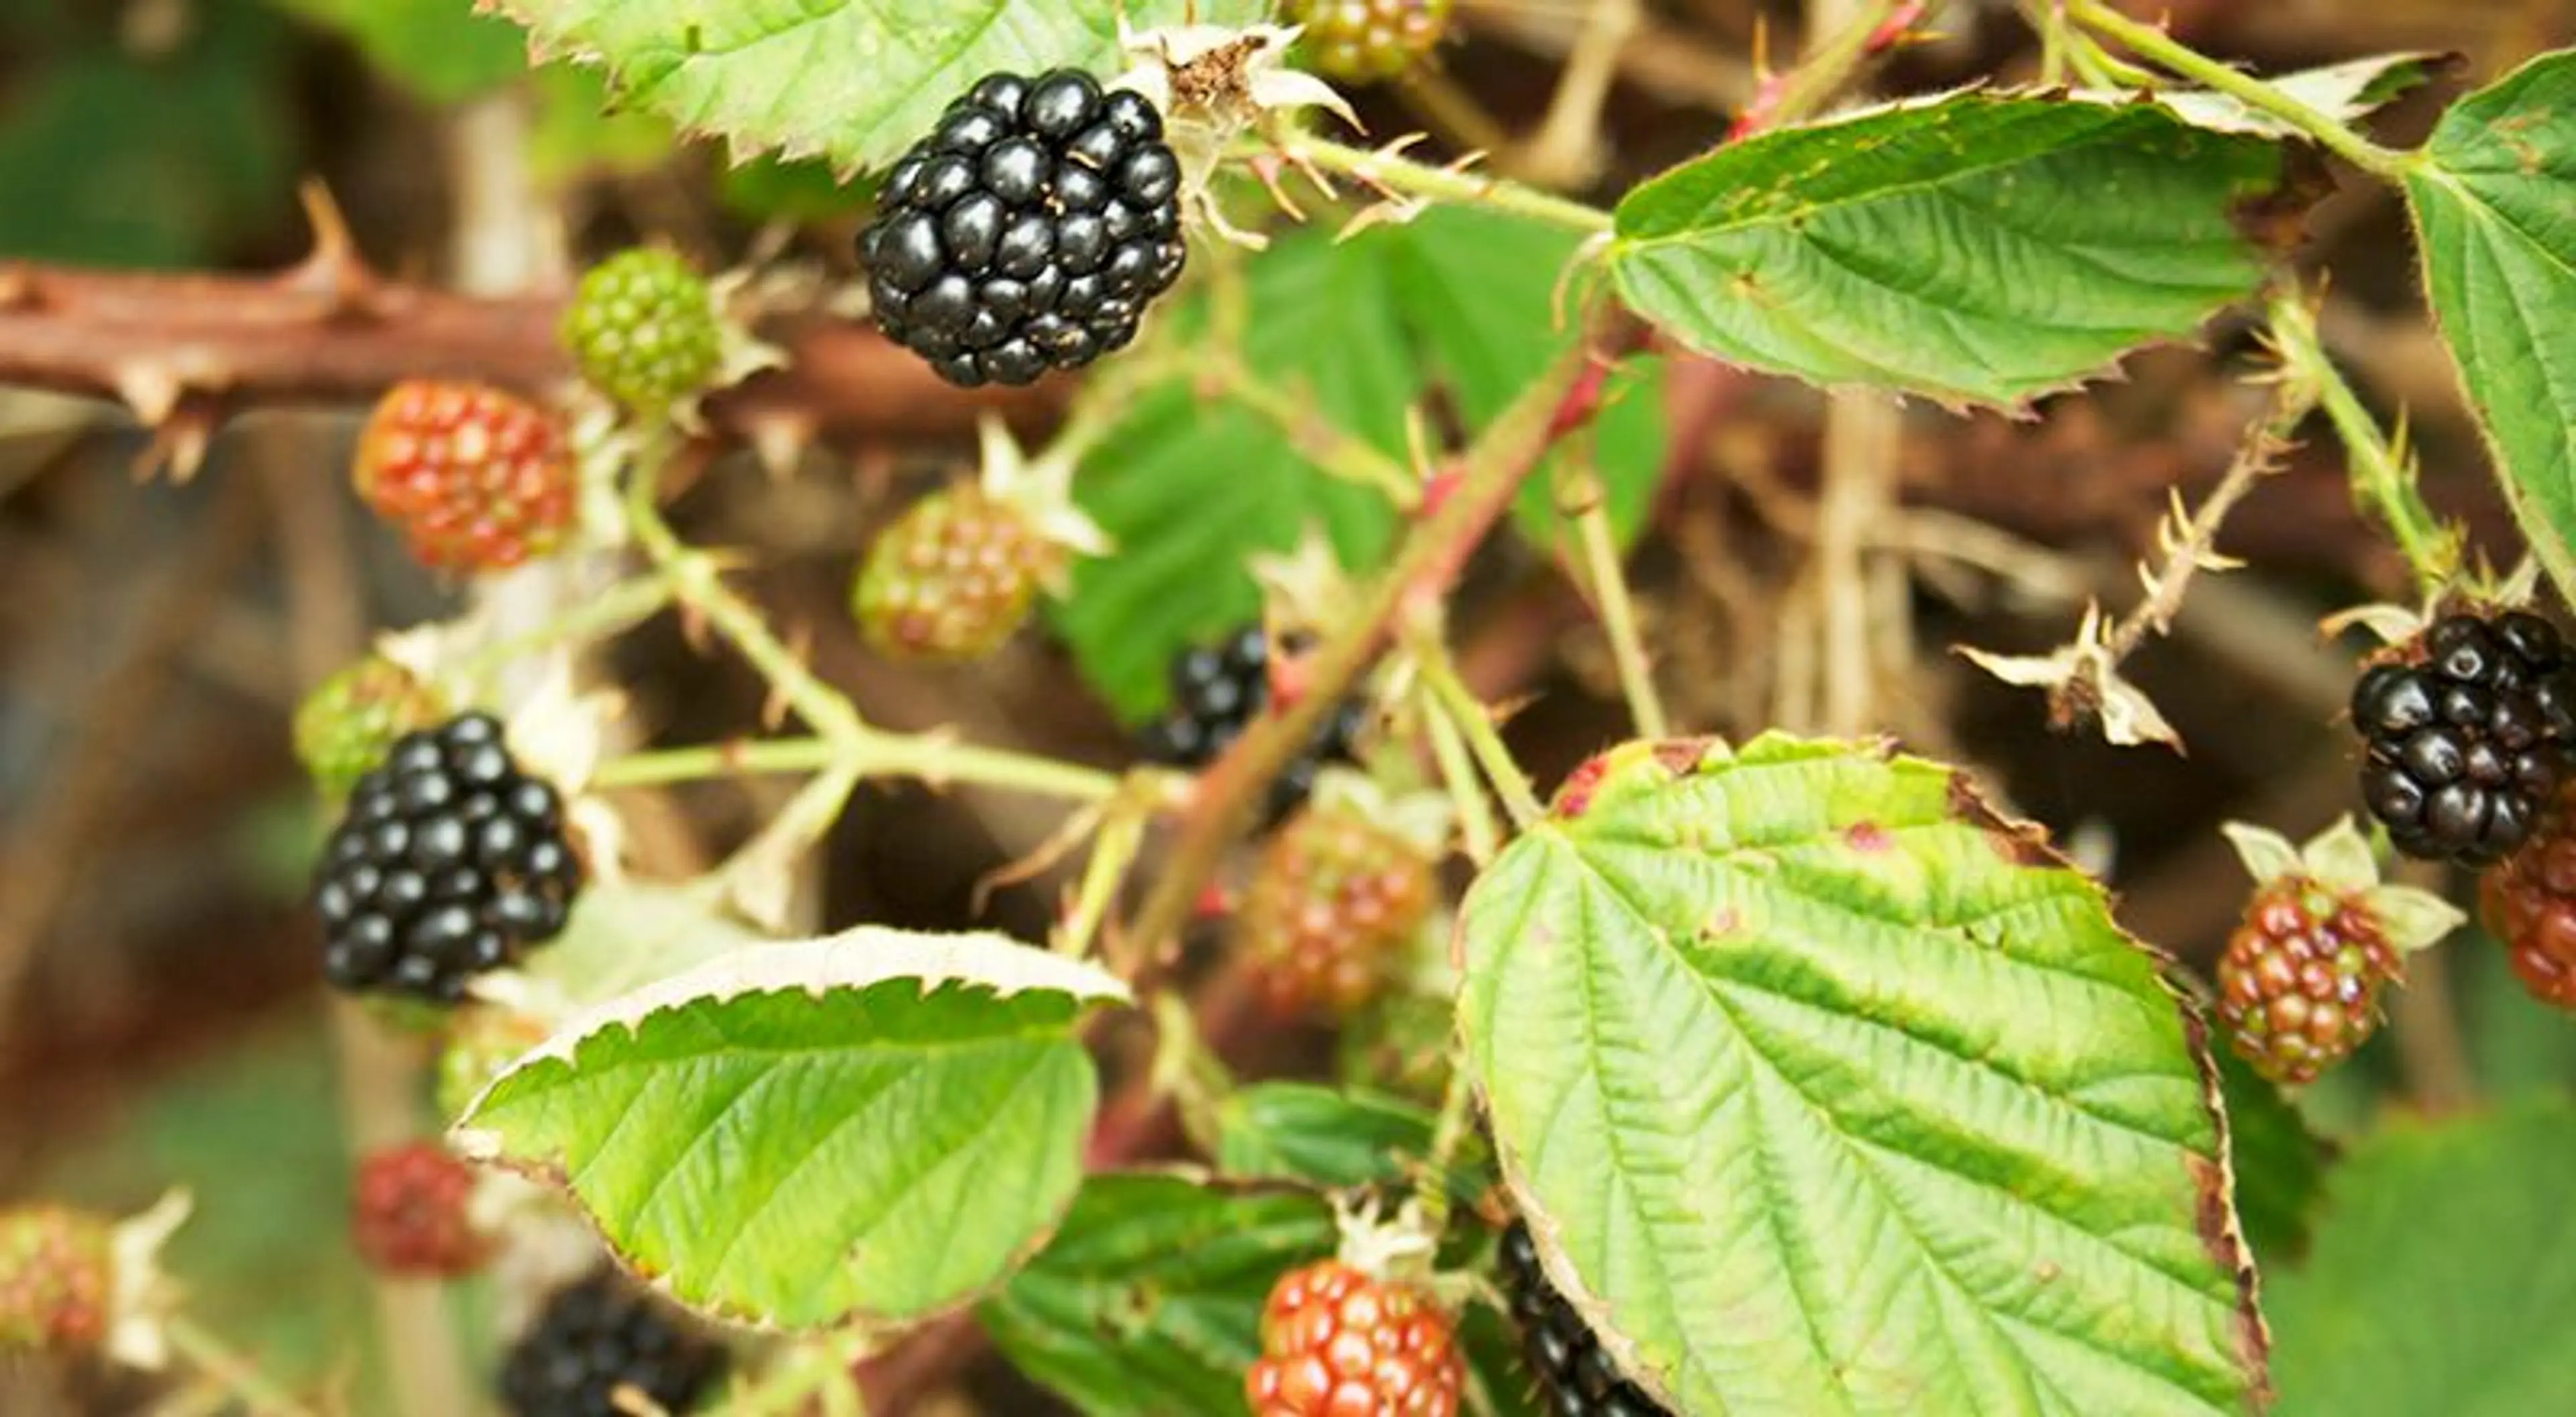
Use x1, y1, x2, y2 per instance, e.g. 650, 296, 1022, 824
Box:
1246, 1258, 1462, 1416
2479, 788, 2576, 1008
2215, 878, 2402, 1084
500, 1269, 725, 1417
350, 1141, 490, 1277
353, 381, 577, 573
1138, 623, 1370, 825
0, 1207, 111, 1355
859, 69, 1187, 388
1240, 800, 1436, 1015
1286, 0, 1454, 82
312, 713, 584, 1004
2351, 610, 2576, 866
1498, 1222, 1672, 1417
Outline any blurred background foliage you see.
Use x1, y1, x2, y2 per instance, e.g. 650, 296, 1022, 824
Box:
5, 0, 2576, 1413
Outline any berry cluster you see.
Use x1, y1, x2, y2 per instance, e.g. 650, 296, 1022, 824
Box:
1247, 1258, 1462, 1416
0, 1207, 109, 1356
854, 484, 1060, 662
1499, 1222, 1672, 1417
1286, 0, 1454, 82
2353, 609, 2576, 865
350, 1142, 490, 1277
859, 69, 1186, 388
561, 246, 724, 411
1240, 800, 1436, 1014
352, 381, 576, 573
2215, 876, 2400, 1084
313, 713, 583, 1004
500, 1270, 725, 1417
2479, 784, 2576, 1008
1138, 623, 1370, 825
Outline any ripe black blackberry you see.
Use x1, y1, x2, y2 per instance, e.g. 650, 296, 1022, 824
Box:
2352, 609, 2576, 866
859, 69, 1187, 388
1499, 1222, 1672, 1417
1137, 623, 1368, 825
500, 1269, 724, 1417
312, 713, 583, 1004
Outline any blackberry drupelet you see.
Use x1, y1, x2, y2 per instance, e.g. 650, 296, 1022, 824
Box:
1137, 623, 1368, 825
500, 1269, 724, 1417
1499, 1222, 1672, 1417
312, 713, 583, 1004
859, 69, 1187, 388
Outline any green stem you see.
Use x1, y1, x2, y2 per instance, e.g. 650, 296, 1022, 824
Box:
592, 736, 841, 788
1413, 634, 1545, 829
1417, 1060, 1477, 1226
164, 1315, 319, 1417
1421, 692, 1501, 866
2266, 289, 2460, 594
1750, 0, 1930, 136
846, 731, 1122, 804
1560, 460, 1671, 739
447, 572, 676, 686
2065, 0, 2412, 180
1274, 134, 1615, 234
1212, 356, 1421, 507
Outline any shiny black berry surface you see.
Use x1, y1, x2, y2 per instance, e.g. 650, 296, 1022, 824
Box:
500, 1270, 724, 1417
1499, 1221, 1674, 1417
858, 69, 1186, 388
2354, 610, 2576, 866
1137, 623, 1368, 826
311, 712, 582, 1003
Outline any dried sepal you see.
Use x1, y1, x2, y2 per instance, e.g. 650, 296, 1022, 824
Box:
975, 413, 1111, 575
1112, 17, 1359, 246
1957, 602, 2181, 749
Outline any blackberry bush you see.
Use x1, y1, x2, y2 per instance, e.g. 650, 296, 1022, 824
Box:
26, 5, 2576, 1416
858, 68, 1187, 387
312, 712, 584, 1004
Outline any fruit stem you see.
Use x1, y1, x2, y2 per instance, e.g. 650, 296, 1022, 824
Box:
164, 1314, 321, 1417
1273, 134, 1615, 235
1560, 458, 1672, 739
1210, 355, 1422, 507
1413, 632, 1546, 829
2265, 287, 2462, 596
2063, 0, 2414, 180
1421, 694, 1503, 866
447, 572, 678, 688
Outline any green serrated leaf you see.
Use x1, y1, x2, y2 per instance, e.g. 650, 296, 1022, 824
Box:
2404, 51, 2576, 600
1054, 210, 1666, 721
978, 1173, 1336, 1416
1458, 735, 2265, 1414
2267, 1100, 2576, 1416
1214, 1082, 1489, 1198
483, 0, 1265, 173
455, 928, 1125, 1328
1609, 91, 2288, 408
275, 0, 528, 103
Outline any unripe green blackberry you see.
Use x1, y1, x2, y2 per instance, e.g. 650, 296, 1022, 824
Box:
562, 247, 724, 411
295, 657, 447, 801
1286, 0, 1453, 83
